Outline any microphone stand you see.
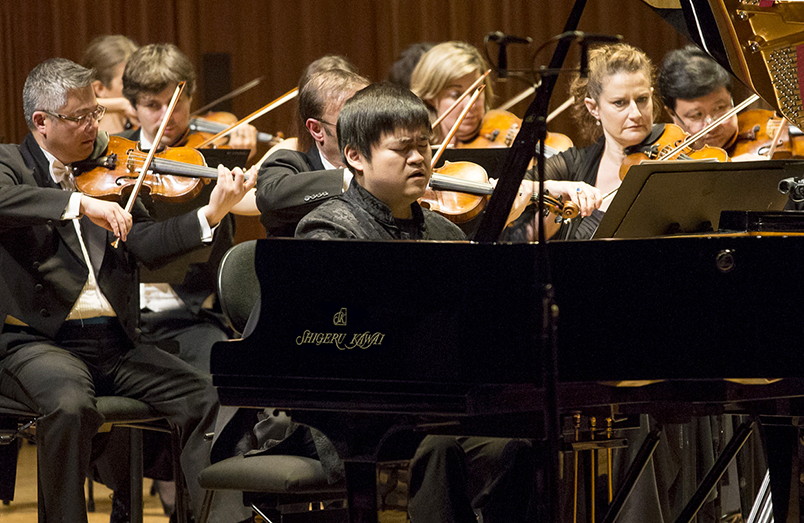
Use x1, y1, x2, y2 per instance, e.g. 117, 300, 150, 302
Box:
472, 2, 587, 521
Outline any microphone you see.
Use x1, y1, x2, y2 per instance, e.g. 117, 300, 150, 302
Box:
486, 32, 533, 80
487, 31, 533, 45
778, 177, 804, 201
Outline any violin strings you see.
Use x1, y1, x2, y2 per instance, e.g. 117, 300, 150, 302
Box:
430, 174, 493, 194
127, 151, 218, 179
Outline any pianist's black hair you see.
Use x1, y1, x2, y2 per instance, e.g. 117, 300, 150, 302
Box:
337, 82, 431, 164
658, 45, 732, 111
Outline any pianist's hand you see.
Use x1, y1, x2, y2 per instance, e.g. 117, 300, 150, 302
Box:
544, 180, 601, 217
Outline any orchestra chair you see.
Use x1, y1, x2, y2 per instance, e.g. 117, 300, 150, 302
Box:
216, 239, 260, 337
0, 393, 187, 523
197, 239, 347, 522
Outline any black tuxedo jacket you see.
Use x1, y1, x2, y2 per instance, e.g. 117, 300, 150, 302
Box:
116, 127, 234, 313
0, 134, 208, 355
255, 147, 344, 237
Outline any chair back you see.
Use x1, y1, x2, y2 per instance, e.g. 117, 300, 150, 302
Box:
216, 240, 260, 336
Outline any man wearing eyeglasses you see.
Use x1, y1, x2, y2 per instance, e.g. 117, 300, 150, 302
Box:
658, 45, 767, 161
0, 57, 255, 522
255, 65, 369, 236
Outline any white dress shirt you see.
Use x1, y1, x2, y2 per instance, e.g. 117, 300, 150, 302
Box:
42, 148, 116, 321
137, 134, 217, 312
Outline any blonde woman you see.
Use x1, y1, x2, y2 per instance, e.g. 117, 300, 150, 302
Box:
411, 41, 494, 145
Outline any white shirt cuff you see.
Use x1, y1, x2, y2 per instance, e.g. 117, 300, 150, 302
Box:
62, 192, 82, 220
197, 207, 218, 243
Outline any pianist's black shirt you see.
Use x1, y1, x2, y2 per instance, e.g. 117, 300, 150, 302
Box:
295, 178, 466, 241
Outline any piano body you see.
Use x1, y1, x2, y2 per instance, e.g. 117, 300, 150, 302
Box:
212, 2, 804, 521
213, 230, 804, 521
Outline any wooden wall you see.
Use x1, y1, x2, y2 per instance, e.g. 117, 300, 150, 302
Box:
0, 0, 688, 147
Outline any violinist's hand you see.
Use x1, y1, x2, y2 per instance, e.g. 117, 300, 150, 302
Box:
227, 123, 259, 161
203, 165, 258, 226
544, 180, 601, 217
124, 104, 139, 129
96, 96, 139, 130
97, 96, 133, 114
511, 179, 535, 224
79, 194, 133, 241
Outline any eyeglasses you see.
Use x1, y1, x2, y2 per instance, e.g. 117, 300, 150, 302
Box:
315, 118, 336, 127
678, 102, 734, 126
40, 105, 106, 125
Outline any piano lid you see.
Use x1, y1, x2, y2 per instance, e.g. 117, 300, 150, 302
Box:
647, 0, 804, 129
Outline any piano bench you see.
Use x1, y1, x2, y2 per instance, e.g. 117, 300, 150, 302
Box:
197, 454, 346, 522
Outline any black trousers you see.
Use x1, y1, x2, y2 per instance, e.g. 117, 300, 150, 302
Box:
408, 435, 535, 523
140, 307, 229, 374
94, 308, 229, 516
0, 322, 218, 523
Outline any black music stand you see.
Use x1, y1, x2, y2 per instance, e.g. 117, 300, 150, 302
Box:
593, 159, 799, 239
199, 148, 250, 169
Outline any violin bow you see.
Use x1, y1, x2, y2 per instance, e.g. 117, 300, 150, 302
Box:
190, 76, 264, 116
193, 87, 298, 148
546, 96, 575, 124
113, 81, 186, 247
431, 69, 491, 130
766, 114, 788, 158
659, 94, 760, 160
496, 85, 535, 112
430, 85, 486, 167
602, 94, 761, 204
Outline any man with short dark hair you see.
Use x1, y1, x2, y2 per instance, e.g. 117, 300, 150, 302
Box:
122, 43, 257, 155
658, 45, 739, 153
296, 83, 534, 523
296, 82, 464, 241
0, 57, 255, 522
255, 67, 370, 236
102, 43, 262, 518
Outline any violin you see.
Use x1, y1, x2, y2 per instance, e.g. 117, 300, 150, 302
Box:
180, 128, 231, 150
194, 88, 298, 150
458, 109, 574, 157
72, 135, 222, 203
731, 109, 797, 158
619, 123, 729, 180
189, 111, 284, 146
421, 160, 579, 224
421, 161, 488, 223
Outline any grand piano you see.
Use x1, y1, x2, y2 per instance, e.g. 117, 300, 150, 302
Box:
212, 1, 804, 521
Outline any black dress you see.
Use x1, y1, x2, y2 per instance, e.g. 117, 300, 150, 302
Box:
521, 124, 667, 240
512, 138, 605, 241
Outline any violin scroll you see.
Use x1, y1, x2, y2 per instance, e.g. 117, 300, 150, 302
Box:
543, 194, 579, 221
